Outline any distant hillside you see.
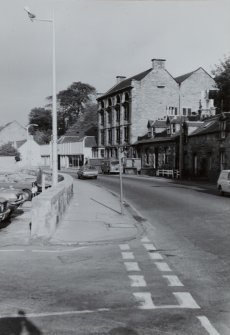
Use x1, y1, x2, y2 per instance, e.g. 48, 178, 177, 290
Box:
64, 104, 98, 140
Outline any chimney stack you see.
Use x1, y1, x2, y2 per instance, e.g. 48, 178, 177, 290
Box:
116, 76, 126, 84
151, 59, 166, 70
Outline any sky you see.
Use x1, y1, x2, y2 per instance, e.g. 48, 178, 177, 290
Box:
0, 0, 230, 126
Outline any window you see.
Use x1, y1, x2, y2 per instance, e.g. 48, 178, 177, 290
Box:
124, 126, 129, 142
116, 109, 120, 122
172, 124, 176, 133
183, 108, 187, 116
108, 111, 112, 124
188, 108, 192, 116
101, 130, 105, 145
220, 121, 226, 139
220, 151, 225, 170
124, 105, 130, 121
108, 129, 112, 144
100, 112, 104, 126
116, 128, 120, 144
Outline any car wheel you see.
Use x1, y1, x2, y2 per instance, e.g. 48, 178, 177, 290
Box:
77, 175, 80, 179
94, 176, 97, 179
218, 186, 225, 196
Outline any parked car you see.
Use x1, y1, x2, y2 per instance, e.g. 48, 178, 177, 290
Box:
217, 170, 230, 195
0, 197, 11, 223
77, 166, 98, 179
0, 188, 26, 210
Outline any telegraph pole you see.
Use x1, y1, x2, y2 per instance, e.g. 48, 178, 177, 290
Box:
179, 84, 183, 179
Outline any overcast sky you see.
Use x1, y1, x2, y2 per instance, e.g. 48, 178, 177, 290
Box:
1, 0, 230, 126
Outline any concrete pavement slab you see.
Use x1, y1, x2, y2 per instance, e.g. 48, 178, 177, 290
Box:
50, 179, 139, 245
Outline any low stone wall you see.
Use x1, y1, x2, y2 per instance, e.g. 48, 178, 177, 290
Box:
31, 173, 73, 241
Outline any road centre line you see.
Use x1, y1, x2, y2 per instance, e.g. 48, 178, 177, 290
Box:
119, 244, 130, 251
143, 243, 157, 251
197, 316, 221, 335
121, 251, 135, 259
163, 275, 184, 287
0, 249, 25, 252
124, 262, 140, 272
154, 262, 172, 272
148, 252, 163, 260
141, 236, 150, 243
0, 308, 110, 319
133, 292, 200, 309
129, 275, 147, 287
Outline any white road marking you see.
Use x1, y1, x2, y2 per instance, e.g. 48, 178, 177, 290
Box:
173, 292, 200, 309
133, 292, 200, 310
141, 237, 150, 243
0, 249, 25, 252
155, 262, 172, 272
133, 292, 155, 309
197, 316, 220, 335
124, 262, 140, 272
149, 252, 163, 260
119, 244, 130, 251
129, 275, 147, 287
143, 243, 157, 251
121, 252, 135, 260
163, 275, 184, 287
0, 308, 110, 319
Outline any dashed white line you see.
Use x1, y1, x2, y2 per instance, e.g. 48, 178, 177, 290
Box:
173, 292, 200, 309
121, 252, 135, 260
155, 262, 172, 272
141, 237, 150, 243
148, 252, 163, 260
197, 316, 220, 335
143, 243, 157, 251
0, 249, 25, 252
119, 244, 130, 251
163, 275, 184, 287
129, 275, 147, 287
124, 262, 141, 272
133, 292, 155, 309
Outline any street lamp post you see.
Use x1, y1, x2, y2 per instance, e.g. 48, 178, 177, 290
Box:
24, 7, 58, 185
178, 84, 183, 179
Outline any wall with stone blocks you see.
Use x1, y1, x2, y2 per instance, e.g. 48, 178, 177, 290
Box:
31, 173, 73, 241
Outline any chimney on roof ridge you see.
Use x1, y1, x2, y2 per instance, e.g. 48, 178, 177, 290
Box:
151, 58, 166, 70
116, 76, 126, 84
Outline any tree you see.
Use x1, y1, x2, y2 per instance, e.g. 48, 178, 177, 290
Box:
0, 142, 18, 156
48, 81, 96, 129
29, 107, 52, 131
212, 56, 230, 112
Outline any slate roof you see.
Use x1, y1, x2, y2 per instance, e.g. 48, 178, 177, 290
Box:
134, 132, 179, 145
189, 118, 219, 136
58, 136, 82, 144
85, 136, 97, 147
98, 69, 152, 99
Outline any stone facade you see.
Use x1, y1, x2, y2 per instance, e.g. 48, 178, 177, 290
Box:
97, 59, 216, 159
184, 113, 230, 181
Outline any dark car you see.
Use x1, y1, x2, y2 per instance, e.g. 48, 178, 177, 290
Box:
0, 188, 26, 210
0, 197, 11, 223
77, 166, 98, 179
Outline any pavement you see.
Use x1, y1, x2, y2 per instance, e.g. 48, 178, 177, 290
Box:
50, 178, 141, 245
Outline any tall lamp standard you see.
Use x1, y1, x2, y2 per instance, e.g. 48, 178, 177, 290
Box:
24, 6, 58, 185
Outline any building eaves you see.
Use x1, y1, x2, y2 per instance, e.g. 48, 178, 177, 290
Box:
98, 68, 152, 99
134, 133, 179, 145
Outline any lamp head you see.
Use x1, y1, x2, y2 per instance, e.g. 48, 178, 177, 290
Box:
24, 6, 36, 21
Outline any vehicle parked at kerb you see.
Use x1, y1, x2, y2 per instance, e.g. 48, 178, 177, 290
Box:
101, 159, 120, 174
0, 197, 11, 223
0, 188, 26, 210
217, 170, 230, 195
77, 166, 98, 179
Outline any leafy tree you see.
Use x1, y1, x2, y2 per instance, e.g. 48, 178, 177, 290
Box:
0, 142, 18, 156
33, 129, 52, 145
212, 56, 230, 112
29, 107, 52, 131
48, 81, 96, 129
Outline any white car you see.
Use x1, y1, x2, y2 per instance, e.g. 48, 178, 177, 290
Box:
217, 170, 230, 195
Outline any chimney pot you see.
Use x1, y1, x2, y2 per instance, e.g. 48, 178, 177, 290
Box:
116, 76, 126, 84
151, 59, 166, 69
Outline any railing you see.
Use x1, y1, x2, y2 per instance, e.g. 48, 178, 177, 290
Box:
156, 169, 180, 179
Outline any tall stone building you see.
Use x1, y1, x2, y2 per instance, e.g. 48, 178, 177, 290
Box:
96, 58, 216, 159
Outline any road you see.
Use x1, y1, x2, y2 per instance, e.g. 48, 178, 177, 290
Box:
93, 174, 230, 334
0, 175, 230, 334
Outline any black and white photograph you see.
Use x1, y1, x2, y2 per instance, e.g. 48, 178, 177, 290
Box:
0, 0, 230, 334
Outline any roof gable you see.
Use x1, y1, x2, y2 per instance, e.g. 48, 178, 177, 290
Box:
98, 68, 152, 99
